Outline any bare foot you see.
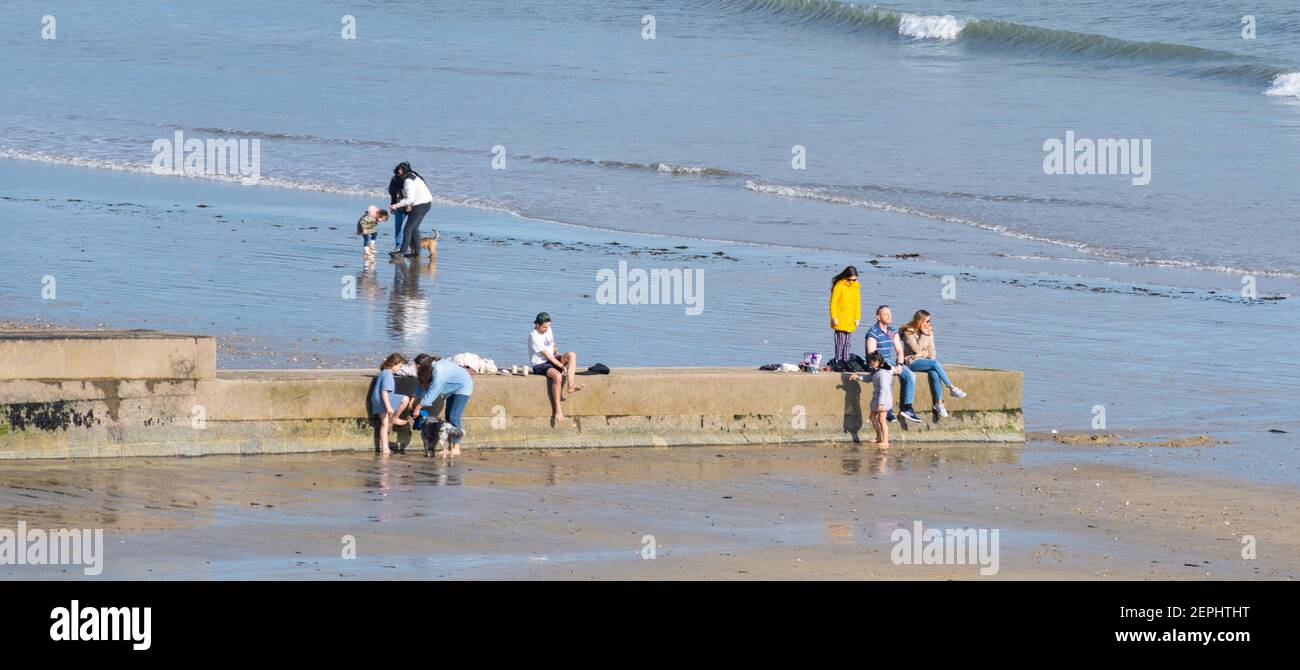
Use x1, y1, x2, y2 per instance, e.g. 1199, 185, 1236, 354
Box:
878, 442, 890, 449
551, 414, 566, 427
449, 445, 462, 457
436, 448, 450, 460
567, 384, 585, 394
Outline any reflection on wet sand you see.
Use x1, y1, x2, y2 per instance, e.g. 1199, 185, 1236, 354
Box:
385, 257, 435, 342
0, 444, 1019, 533
3, 443, 1298, 580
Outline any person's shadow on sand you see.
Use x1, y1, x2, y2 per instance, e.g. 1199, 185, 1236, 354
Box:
837, 374, 864, 443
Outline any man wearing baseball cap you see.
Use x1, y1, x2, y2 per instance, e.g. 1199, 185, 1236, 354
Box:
528, 312, 583, 424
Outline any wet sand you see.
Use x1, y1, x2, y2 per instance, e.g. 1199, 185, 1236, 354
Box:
1, 440, 1295, 580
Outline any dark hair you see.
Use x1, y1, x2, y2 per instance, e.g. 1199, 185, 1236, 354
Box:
414, 353, 440, 387
394, 161, 422, 181
832, 266, 859, 289
380, 352, 407, 370
876, 304, 890, 315
376, 210, 389, 220
865, 350, 889, 371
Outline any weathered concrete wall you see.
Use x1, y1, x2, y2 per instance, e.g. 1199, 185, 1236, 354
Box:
0, 331, 1023, 459
0, 330, 215, 380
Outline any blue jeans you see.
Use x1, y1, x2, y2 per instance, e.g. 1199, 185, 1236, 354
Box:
908, 358, 952, 402
896, 363, 915, 407
361, 233, 376, 247
444, 393, 470, 444
391, 209, 406, 249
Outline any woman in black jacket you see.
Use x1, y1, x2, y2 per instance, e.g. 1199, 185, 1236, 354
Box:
387, 164, 407, 252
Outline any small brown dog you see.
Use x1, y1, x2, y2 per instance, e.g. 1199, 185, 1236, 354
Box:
418, 229, 440, 258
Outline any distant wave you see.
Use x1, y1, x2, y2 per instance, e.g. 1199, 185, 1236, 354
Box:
718, 0, 1294, 89
5, 146, 1295, 279
189, 127, 477, 154
192, 127, 744, 177
519, 154, 743, 177
745, 179, 1300, 279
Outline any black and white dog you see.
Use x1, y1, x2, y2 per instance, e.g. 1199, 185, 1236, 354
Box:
419, 418, 464, 456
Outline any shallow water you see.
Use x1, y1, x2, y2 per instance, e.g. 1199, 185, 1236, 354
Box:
3, 0, 1299, 276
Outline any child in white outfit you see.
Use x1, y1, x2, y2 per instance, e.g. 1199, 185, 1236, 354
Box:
850, 351, 893, 448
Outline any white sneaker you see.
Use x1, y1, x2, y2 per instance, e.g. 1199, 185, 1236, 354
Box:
935, 403, 949, 417
949, 386, 967, 399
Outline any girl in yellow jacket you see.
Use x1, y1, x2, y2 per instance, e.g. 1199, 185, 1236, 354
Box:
829, 266, 861, 363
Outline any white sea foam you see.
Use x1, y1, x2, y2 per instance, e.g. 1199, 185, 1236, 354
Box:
1265, 72, 1300, 98
0, 148, 526, 217
897, 13, 966, 40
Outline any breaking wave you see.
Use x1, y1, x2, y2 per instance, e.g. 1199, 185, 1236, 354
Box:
1265, 72, 1300, 98
719, 0, 1293, 88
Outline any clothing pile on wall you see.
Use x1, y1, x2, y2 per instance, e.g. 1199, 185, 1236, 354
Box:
760, 352, 870, 373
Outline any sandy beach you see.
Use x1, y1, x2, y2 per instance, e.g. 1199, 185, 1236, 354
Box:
2, 438, 1294, 580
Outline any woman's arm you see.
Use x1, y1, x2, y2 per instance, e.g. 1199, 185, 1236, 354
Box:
415, 373, 444, 413
391, 178, 414, 209
900, 330, 920, 363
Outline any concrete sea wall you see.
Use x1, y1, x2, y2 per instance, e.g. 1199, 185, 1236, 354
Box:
0, 331, 1023, 459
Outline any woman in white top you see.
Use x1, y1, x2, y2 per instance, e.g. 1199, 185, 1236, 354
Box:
528, 312, 583, 423
388, 161, 434, 258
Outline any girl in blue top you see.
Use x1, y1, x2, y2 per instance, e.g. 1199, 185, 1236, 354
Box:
411, 355, 474, 458
370, 353, 411, 455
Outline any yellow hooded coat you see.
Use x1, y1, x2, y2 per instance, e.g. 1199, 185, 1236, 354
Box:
829, 279, 861, 332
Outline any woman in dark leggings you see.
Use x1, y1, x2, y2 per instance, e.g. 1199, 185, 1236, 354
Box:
388, 161, 434, 258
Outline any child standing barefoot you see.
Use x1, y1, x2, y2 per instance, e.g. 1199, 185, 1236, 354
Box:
370, 353, 411, 454
356, 206, 388, 263
850, 351, 892, 448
